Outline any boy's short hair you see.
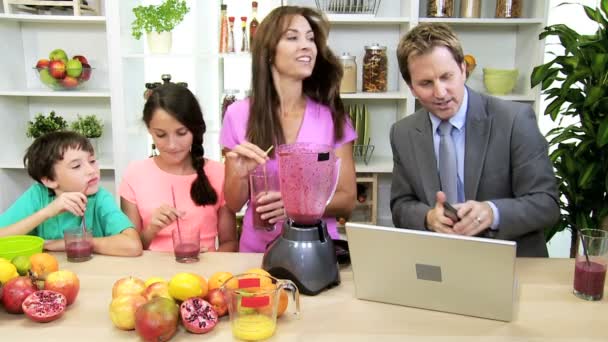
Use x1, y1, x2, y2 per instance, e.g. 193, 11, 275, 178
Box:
24, 131, 94, 183
397, 23, 464, 85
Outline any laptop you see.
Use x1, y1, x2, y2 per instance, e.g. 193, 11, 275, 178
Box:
345, 222, 517, 321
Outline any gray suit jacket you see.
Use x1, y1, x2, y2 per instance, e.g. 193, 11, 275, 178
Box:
390, 89, 560, 257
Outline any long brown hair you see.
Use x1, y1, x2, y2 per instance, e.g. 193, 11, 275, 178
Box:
143, 84, 217, 206
248, 6, 346, 156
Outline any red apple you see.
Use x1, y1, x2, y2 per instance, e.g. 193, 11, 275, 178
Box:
36, 58, 50, 69
143, 281, 172, 301
205, 288, 228, 317
112, 276, 146, 299
79, 63, 92, 81
72, 55, 89, 65
61, 76, 79, 88
44, 270, 80, 305
48, 60, 66, 79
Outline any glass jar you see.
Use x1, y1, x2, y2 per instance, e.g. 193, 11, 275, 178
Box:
362, 44, 387, 93
221, 89, 239, 121
496, 0, 522, 18
338, 53, 357, 93
427, 0, 454, 18
460, 0, 481, 18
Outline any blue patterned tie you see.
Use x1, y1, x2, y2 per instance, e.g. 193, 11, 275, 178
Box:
438, 121, 458, 204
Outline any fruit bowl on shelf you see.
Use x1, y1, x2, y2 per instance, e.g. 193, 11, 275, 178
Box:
483, 68, 518, 95
34, 65, 93, 90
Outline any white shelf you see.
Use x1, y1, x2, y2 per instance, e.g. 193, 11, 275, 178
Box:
355, 155, 393, 173
123, 53, 198, 59
341, 91, 407, 100
0, 13, 105, 23
495, 94, 536, 102
0, 89, 111, 97
327, 15, 410, 24
418, 18, 544, 26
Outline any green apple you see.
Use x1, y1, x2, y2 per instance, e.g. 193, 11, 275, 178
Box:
39, 69, 58, 87
49, 49, 68, 63
66, 59, 83, 78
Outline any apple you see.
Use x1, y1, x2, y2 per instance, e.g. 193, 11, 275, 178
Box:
61, 76, 79, 88
39, 69, 58, 87
110, 295, 147, 330
49, 48, 68, 63
79, 63, 92, 81
48, 60, 66, 79
112, 276, 146, 299
35, 59, 50, 69
66, 59, 83, 78
205, 288, 228, 316
72, 55, 89, 65
143, 281, 173, 301
44, 270, 80, 305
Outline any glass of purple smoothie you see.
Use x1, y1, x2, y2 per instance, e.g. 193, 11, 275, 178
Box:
172, 226, 200, 263
63, 226, 93, 262
573, 229, 608, 301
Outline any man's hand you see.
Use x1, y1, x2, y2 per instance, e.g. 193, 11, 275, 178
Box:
452, 201, 494, 236
45, 192, 88, 217
425, 191, 456, 234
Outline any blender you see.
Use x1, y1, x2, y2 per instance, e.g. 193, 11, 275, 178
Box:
262, 143, 341, 295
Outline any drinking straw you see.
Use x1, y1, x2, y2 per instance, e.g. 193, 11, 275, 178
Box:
81, 184, 89, 235
171, 185, 182, 243
262, 145, 274, 193
576, 227, 591, 266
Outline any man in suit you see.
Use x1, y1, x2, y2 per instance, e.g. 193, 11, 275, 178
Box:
390, 23, 560, 257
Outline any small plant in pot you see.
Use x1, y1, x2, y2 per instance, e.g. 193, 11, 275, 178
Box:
131, 0, 190, 54
26, 111, 68, 139
71, 115, 104, 154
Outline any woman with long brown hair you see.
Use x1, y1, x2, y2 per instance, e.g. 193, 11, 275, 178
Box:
220, 6, 357, 252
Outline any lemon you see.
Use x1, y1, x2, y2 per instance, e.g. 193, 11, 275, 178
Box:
0, 257, 10, 264
0, 262, 19, 284
145, 276, 166, 288
11, 255, 31, 276
168, 273, 202, 301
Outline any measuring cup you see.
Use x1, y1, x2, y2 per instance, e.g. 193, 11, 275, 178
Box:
221, 273, 300, 340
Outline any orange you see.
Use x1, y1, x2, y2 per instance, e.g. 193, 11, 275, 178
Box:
29, 253, 59, 277
244, 268, 272, 287
208, 271, 233, 291
257, 287, 288, 317
168, 273, 203, 302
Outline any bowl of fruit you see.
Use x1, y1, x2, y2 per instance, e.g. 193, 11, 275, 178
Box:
34, 49, 93, 90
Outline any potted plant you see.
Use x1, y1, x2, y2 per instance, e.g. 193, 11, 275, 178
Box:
131, 0, 189, 54
531, 3, 608, 256
26, 111, 68, 139
71, 114, 104, 154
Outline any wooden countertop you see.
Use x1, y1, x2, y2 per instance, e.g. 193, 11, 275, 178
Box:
1, 252, 606, 341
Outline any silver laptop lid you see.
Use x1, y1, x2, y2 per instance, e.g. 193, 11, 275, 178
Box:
345, 222, 517, 321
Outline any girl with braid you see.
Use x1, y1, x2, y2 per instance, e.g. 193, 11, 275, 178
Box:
120, 84, 237, 252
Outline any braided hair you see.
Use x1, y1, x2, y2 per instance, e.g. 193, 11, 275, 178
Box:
143, 84, 217, 206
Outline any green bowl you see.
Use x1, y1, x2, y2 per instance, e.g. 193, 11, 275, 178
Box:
483, 69, 518, 95
0, 235, 44, 261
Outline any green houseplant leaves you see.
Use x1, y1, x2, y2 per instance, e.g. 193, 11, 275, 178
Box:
26, 111, 68, 139
70, 115, 103, 138
131, 0, 190, 40
531, 4, 608, 248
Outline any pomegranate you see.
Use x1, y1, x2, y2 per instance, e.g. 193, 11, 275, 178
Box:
205, 288, 228, 317
2, 276, 38, 313
180, 297, 218, 334
135, 297, 179, 342
22, 290, 67, 323
44, 270, 80, 305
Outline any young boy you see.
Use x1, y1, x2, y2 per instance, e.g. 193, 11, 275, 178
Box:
0, 131, 142, 257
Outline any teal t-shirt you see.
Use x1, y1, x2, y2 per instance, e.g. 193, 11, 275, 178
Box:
0, 183, 133, 240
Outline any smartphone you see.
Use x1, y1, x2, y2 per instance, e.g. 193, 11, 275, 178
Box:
444, 202, 460, 222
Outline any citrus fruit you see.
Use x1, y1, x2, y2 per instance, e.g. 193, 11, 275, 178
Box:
168, 273, 202, 301
192, 273, 208, 298
0, 262, 19, 284
11, 255, 31, 276
30, 253, 59, 277
208, 271, 233, 291
244, 268, 272, 287
144, 277, 166, 288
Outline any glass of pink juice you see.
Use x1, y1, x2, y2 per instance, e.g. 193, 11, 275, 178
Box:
573, 229, 608, 301
249, 165, 279, 231
63, 226, 93, 262
172, 226, 200, 263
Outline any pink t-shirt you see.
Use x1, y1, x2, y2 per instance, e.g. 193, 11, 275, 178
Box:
119, 158, 226, 252
220, 97, 357, 252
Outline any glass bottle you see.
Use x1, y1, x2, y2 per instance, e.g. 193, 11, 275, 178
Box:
219, 4, 229, 53
460, 0, 481, 18
496, 0, 522, 18
362, 44, 387, 93
427, 0, 454, 17
228, 16, 236, 53
338, 53, 357, 93
240, 16, 249, 52
249, 1, 259, 47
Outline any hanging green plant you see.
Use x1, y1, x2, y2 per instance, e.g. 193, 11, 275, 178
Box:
131, 0, 190, 40
70, 115, 103, 138
26, 111, 68, 139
